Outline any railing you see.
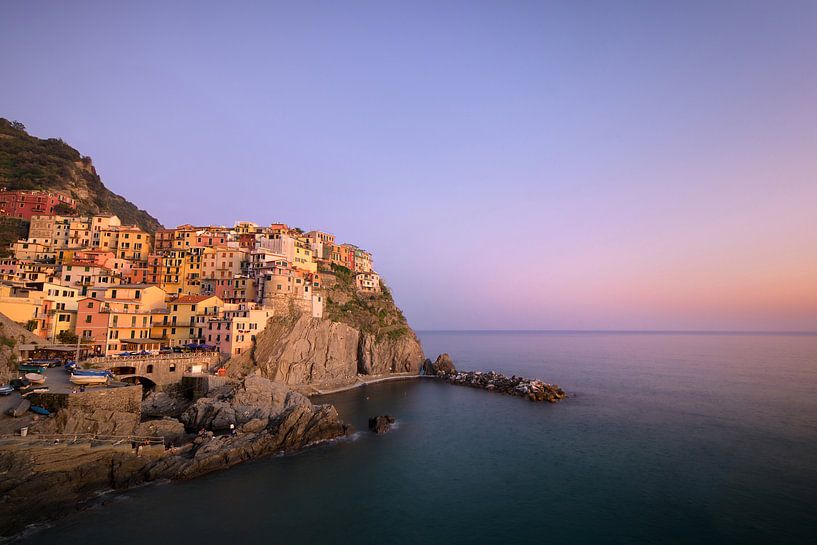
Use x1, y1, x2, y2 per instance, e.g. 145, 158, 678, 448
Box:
0, 433, 165, 446
84, 352, 220, 365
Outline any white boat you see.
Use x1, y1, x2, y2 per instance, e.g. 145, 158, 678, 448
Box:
70, 374, 108, 385
24, 373, 46, 384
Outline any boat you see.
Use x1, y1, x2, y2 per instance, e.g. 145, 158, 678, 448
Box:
70, 374, 109, 385
29, 405, 50, 416
0, 384, 14, 396
18, 364, 45, 374
24, 373, 46, 384
71, 369, 112, 377
20, 386, 48, 397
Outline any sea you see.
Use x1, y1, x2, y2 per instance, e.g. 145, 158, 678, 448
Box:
15, 331, 817, 544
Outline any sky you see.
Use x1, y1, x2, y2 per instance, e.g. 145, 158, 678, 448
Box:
1, 0, 816, 331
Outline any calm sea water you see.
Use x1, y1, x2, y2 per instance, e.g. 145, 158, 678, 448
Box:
17, 332, 817, 544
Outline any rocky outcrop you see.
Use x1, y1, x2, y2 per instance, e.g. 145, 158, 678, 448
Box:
0, 376, 349, 537
422, 353, 457, 376
368, 415, 395, 434
226, 311, 425, 388
141, 391, 192, 418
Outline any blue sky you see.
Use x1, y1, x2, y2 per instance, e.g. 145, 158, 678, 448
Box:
2, 0, 816, 330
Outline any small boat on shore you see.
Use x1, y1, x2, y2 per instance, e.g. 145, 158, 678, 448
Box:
70, 374, 108, 385
20, 386, 48, 397
24, 373, 46, 384
18, 364, 45, 374
72, 369, 112, 377
0, 384, 14, 396
29, 405, 50, 416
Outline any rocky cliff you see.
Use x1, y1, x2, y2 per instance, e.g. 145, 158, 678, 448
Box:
225, 267, 425, 387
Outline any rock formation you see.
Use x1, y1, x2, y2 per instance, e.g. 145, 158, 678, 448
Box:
0, 376, 350, 537
422, 353, 457, 376
226, 306, 425, 388
368, 415, 395, 434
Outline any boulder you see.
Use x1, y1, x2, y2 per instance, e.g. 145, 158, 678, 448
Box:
433, 354, 456, 375
240, 418, 268, 433
7, 398, 30, 417
180, 398, 236, 432
135, 418, 188, 446
368, 415, 396, 434
141, 391, 191, 418
423, 353, 457, 376
231, 375, 290, 424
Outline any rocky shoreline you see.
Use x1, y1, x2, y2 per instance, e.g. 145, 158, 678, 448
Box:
0, 353, 567, 537
0, 376, 349, 537
422, 354, 567, 403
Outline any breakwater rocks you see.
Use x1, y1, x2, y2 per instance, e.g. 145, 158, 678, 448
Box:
423, 353, 567, 403
443, 371, 567, 403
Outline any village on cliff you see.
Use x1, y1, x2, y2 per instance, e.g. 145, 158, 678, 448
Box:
0, 187, 381, 361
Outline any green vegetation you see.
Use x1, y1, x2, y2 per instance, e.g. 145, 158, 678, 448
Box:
0, 118, 162, 233
322, 266, 410, 340
0, 217, 28, 257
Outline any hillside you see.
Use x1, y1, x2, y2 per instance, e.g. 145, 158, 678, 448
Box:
0, 118, 162, 232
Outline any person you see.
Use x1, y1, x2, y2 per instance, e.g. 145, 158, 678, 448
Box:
229, 423, 236, 436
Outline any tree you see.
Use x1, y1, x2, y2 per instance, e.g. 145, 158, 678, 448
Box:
57, 330, 79, 345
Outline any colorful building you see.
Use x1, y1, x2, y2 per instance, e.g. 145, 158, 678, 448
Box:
0, 188, 76, 220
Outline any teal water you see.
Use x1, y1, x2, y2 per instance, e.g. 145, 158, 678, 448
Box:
17, 332, 817, 544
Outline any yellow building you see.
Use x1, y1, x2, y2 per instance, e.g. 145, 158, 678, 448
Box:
150, 248, 205, 295
151, 294, 224, 346
11, 241, 54, 262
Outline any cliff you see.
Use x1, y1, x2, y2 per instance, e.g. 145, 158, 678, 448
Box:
0, 118, 162, 234
225, 266, 425, 388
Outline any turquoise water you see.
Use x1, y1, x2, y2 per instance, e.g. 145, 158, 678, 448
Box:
17, 332, 817, 544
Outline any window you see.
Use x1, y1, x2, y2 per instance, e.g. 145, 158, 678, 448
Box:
169, 364, 176, 372
85, 315, 92, 323
146, 364, 153, 374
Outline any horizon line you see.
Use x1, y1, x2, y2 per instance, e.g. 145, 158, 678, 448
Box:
415, 329, 817, 335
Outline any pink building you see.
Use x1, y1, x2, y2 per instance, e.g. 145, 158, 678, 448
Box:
76, 297, 110, 356
0, 189, 76, 220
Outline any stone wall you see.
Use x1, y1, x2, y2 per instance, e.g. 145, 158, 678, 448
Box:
28, 385, 142, 415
